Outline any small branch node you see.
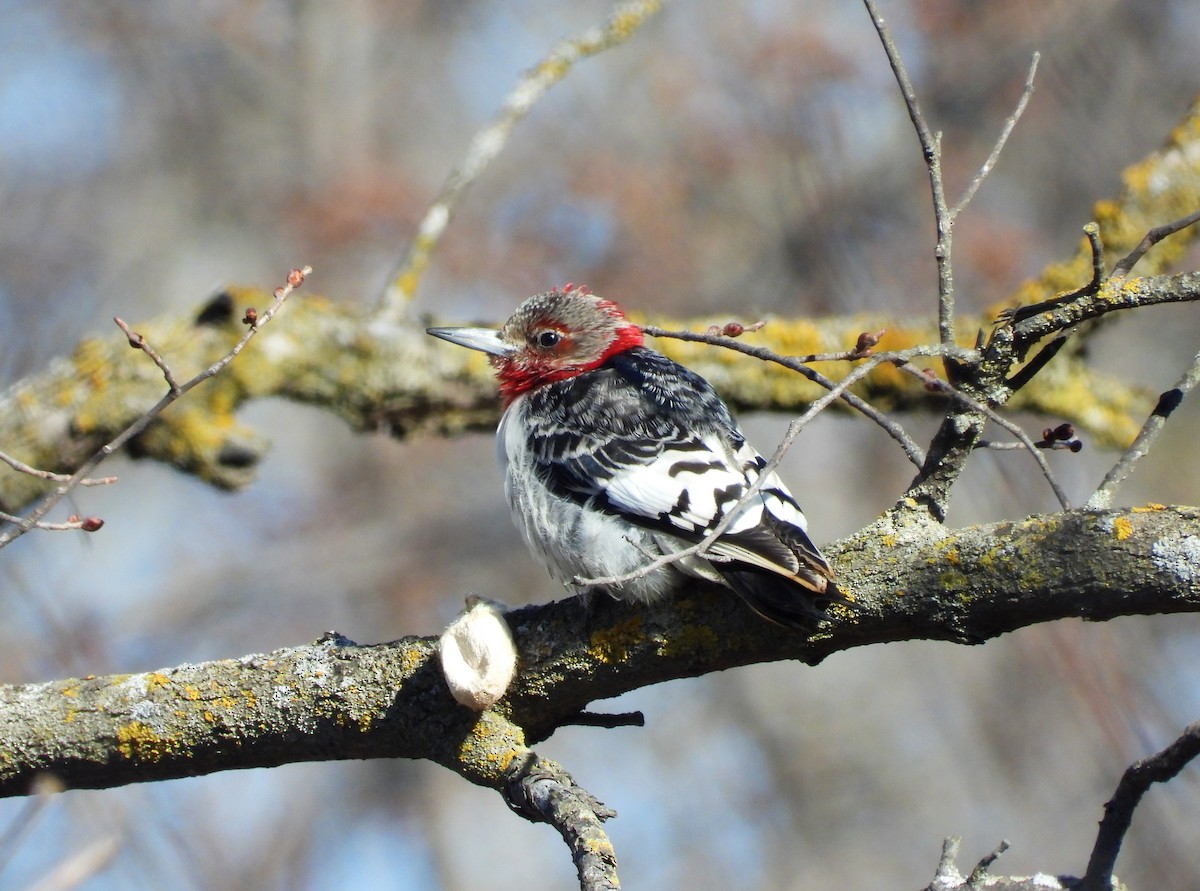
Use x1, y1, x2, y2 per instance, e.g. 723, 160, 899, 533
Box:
1084, 222, 1106, 292
113, 316, 181, 395
853, 329, 886, 357
966, 838, 1011, 884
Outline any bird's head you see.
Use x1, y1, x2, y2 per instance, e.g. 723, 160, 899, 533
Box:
427, 285, 644, 405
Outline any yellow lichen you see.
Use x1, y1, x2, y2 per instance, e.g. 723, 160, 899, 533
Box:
146, 673, 171, 691
117, 722, 179, 762
589, 616, 644, 664
455, 712, 527, 780
1113, 516, 1134, 541
399, 647, 427, 676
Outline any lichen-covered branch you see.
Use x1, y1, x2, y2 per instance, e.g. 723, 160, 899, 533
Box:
3, 97, 1198, 519
2, 503, 1196, 798
505, 756, 621, 891
0, 281, 1189, 518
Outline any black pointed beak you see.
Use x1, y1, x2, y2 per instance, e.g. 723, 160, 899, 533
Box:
426, 326, 515, 358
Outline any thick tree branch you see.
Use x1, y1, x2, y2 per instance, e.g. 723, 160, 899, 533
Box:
3, 278, 1194, 518
2, 504, 1197, 799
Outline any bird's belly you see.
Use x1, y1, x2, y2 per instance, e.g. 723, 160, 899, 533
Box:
504, 471, 683, 603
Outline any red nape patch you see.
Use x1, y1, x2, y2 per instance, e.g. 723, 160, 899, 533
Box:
590, 321, 644, 367
560, 282, 592, 295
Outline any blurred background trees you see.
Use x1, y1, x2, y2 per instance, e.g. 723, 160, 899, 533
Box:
1, 1, 1198, 888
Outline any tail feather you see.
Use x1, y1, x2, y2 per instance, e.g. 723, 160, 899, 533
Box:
720, 568, 852, 628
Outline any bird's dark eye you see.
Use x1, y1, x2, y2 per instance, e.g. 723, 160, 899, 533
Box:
535, 330, 562, 349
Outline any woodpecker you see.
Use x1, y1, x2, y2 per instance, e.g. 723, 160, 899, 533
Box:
427, 286, 845, 627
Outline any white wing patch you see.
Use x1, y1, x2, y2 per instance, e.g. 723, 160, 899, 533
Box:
602, 431, 807, 540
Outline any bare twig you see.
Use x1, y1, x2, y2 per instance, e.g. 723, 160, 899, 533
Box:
0, 451, 116, 488
644, 325, 937, 468
898, 363, 1072, 510
1087, 347, 1200, 509
1110, 207, 1200, 279
929, 836, 964, 887
0, 511, 103, 533
643, 323, 879, 365
1084, 221, 1106, 290
1079, 720, 1200, 891
559, 711, 644, 729
376, 0, 665, 320
113, 317, 181, 395
979, 421, 1082, 453
0, 266, 311, 550
966, 839, 1011, 884
951, 52, 1039, 217
863, 0, 955, 347
997, 223, 1106, 327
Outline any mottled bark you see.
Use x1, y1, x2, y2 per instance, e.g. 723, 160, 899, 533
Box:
2, 504, 1196, 798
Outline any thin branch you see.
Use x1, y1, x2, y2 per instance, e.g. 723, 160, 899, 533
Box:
1087, 346, 1200, 509
863, 0, 955, 347
0, 511, 103, 533
113, 316, 181, 395
1110, 207, 1200, 279
554, 711, 645, 731
1079, 720, 1200, 891
997, 223, 1105, 327
966, 839, 1011, 885
375, 0, 665, 321
0, 451, 116, 488
898, 363, 1072, 510
644, 324, 937, 468
951, 52, 1040, 218
928, 836, 964, 887
1085, 222, 1106, 290
643, 323, 878, 365
0, 266, 311, 551
1002, 334, 1068, 394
